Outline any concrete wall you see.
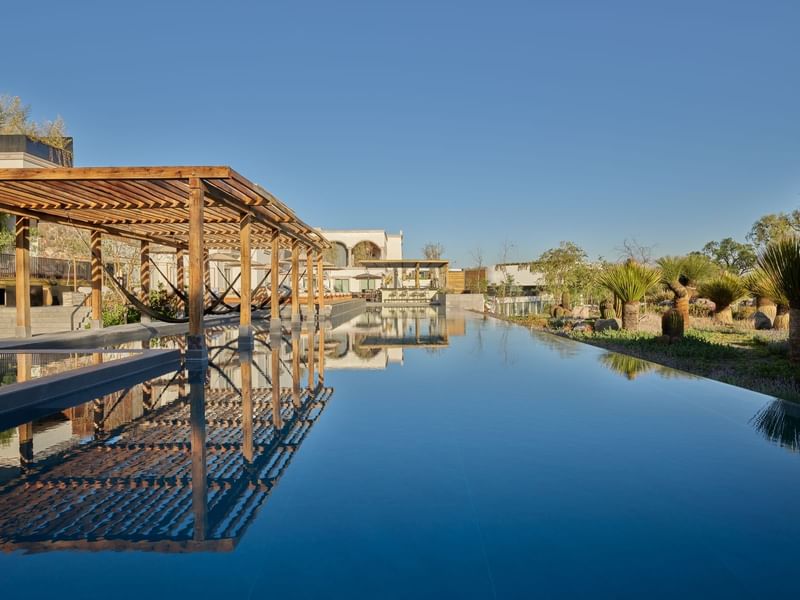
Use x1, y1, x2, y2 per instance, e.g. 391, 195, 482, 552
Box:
445, 293, 485, 312
487, 263, 545, 287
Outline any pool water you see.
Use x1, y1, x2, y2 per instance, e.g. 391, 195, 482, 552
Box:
0, 308, 799, 598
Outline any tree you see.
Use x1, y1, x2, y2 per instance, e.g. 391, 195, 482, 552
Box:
0, 95, 70, 152
422, 242, 444, 260
744, 269, 788, 330
657, 254, 714, 327
467, 246, 488, 294
747, 212, 800, 251
596, 261, 661, 331
616, 238, 656, 265
530, 241, 588, 304
698, 273, 747, 324
758, 236, 800, 362
699, 238, 756, 274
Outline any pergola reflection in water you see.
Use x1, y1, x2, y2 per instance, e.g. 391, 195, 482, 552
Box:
0, 326, 331, 553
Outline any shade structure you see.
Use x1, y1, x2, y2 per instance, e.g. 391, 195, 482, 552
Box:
0, 166, 329, 251
354, 272, 383, 280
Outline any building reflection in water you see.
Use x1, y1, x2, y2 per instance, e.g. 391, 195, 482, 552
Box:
0, 324, 332, 553
0, 309, 461, 552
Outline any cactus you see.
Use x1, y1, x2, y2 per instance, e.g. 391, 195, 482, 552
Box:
600, 299, 616, 319
661, 308, 684, 340
561, 290, 572, 311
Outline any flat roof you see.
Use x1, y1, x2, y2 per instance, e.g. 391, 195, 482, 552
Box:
0, 166, 329, 251
358, 259, 449, 269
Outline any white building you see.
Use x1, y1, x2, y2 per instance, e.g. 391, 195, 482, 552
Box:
317, 229, 403, 293
486, 263, 545, 290
150, 228, 404, 298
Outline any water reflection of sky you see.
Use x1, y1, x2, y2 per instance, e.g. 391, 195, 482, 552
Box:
0, 310, 799, 598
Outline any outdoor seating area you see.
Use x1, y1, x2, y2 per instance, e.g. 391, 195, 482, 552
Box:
379, 288, 439, 305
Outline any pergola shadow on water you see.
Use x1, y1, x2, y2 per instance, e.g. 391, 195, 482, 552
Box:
0, 166, 331, 360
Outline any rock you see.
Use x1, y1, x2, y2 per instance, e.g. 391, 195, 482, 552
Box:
571, 305, 590, 319
571, 321, 593, 333
595, 318, 620, 332
752, 311, 773, 330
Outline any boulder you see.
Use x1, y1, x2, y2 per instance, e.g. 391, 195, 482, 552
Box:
571, 321, 593, 333
571, 305, 591, 319
752, 311, 773, 330
595, 318, 620, 332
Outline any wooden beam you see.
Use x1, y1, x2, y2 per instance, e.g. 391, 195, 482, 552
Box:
0, 166, 232, 180
415, 264, 420, 289
190, 376, 208, 541
306, 327, 315, 389
306, 249, 315, 320
240, 215, 252, 336
241, 351, 253, 462
15, 217, 31, 337
140, 241, 150, 301
291, 242, 300, 322
271, 233, 280, 322
90, 230, 102, 329
271, 341, 283, 429
176, 249, 185, 313
316, 253, 325, 313
188, 178, 205, 351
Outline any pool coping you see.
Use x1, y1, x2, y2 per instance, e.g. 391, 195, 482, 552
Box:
0, 349, 181, 429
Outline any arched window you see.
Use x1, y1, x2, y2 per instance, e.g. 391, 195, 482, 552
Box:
351, 241, 381, 266
323, 242, 348, 268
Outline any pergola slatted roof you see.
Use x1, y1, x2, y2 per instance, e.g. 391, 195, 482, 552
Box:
0, 166, 329, 251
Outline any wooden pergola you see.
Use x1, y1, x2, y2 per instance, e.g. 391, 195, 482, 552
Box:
0, 166, 330, 354
359, 258, 449, 289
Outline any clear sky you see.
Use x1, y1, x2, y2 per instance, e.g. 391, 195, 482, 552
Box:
3, 0, 799, 265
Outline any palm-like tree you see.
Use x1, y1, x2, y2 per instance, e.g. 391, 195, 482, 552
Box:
657, 254, 714, 328
744, 269, 789, 330
596, 260, 662, 331
698, 272, 747, 324
758, 236, 800, 362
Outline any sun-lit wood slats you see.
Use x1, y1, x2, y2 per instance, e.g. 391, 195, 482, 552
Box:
0, 166, 329, 252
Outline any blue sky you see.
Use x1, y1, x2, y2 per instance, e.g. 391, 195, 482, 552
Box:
3, 0, 799, 265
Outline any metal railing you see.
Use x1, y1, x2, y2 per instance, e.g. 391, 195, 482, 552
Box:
0, 254, 91, 282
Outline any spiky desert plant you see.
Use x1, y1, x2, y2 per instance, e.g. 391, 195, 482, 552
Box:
599, 298, 616, 319
744, 269, 787, 329
595, 260, 662, 331
657, 254, 714, 329
661, 308, 684, 340
758, 236, 800, 362
698, 272, 747, 324
599, 353, 655, 380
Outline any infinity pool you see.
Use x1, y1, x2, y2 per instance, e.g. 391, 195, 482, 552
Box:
1, 308, 798, 598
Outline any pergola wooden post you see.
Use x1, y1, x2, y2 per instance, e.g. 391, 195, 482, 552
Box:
291, 327, 301, 407
176, 249, 186, 314
290, 242, 300, 324
187, 178, 206, 362
239, 215, 252, 344
90, 230, 102, 329
189, 368, 207, 541
14, 216, 31, 338
306, 326, 315, 390
271, 336, 283, 430
316, 252, 325, 316
415, 263, 420, 289
241, 349, 254, 462
202, 248, 211, 305
306, 250, 315, 322
270, 232, 281, 328
140, 241, 150, 322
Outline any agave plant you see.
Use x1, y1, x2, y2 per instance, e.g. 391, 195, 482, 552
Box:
657, 254, 714, 331
744, 269, 788, 330
758, 236, 800, 362
595, 260, 662, 330
698, 272, 747, 324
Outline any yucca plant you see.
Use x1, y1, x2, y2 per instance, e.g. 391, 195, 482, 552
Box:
657, 254, 714, 329
595, 260, 662, 330
758, 236, 800, 362
698, 272, 747, 324
744, 269, 788, 330
600, 352, 655, 380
